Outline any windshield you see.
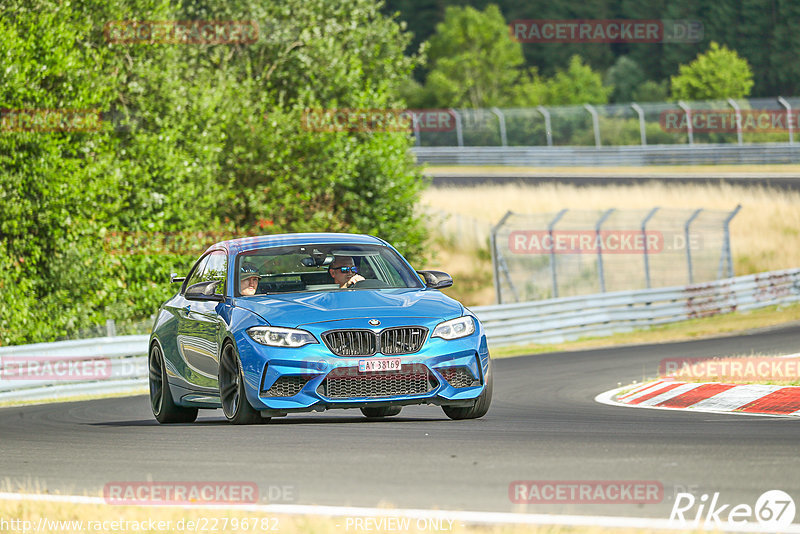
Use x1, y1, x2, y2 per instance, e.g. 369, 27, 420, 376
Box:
234, 243, 423, 296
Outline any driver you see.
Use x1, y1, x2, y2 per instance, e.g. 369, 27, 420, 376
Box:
328, 255, 365, 288
239, 262, 261, 296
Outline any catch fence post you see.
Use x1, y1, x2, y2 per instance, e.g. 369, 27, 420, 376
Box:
631, 103, 647, 146
678, 101, 693, 145
641, 207, 660, 288
411, 111, 421, 147
537, 106, 553, 147
491, 107, 508, 147
778, 97, 794, 144
685, 209, 703, 284
596, 209, 615, 292
584, 104, 601, 147
718, 205, 741, 279
547, 209, 568, 298
491, 211, 514, 304
449, 108, 463, 147
727, 98, 743, 145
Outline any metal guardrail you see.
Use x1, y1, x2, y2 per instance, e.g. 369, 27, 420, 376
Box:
0, 268, 798, 401
471, 268, 800, 346
412, 144, 800, 166
0, 335, 149, 402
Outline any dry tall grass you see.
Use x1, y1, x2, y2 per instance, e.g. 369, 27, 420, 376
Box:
0, 494, 685, 534
420, 182, 800, 306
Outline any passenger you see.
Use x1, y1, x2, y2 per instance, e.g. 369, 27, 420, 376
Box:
239, 262, 261, 296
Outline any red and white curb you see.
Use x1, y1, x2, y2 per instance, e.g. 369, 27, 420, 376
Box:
597, 379, 800, 417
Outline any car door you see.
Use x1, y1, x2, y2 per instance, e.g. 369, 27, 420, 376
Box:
176, 250, 227, 391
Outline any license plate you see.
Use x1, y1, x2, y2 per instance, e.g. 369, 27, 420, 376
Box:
358, 358, 402, 372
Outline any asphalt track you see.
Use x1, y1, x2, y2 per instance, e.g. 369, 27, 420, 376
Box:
1, 324, 799, 519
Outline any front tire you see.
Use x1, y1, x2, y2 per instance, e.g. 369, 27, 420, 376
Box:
149, 343, 198, 424
442, 360, 493, 420
219, 341, 269, 425
361, 406, 402, 418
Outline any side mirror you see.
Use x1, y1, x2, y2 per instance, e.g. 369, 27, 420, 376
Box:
185, 281, 224, 302
171, 272, 186, 284
416, 270, 453, 289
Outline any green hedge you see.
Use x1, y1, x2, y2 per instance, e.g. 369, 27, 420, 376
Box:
0, 0, 427, 345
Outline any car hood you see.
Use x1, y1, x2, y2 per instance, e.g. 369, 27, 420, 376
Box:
233, 288, 463, 328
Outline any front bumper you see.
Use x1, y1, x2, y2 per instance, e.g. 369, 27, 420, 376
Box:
234, 321, 490, 416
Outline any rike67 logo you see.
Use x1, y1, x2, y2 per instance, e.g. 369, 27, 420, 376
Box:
670, 490, 795, 529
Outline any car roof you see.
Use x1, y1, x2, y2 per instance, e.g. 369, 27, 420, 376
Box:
208, 232, 388, 255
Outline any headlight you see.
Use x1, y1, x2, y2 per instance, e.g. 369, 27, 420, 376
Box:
432, 316, 475, 340
247, 326, 318, 348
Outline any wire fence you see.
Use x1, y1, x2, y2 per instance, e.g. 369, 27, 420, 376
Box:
421, 208, 493, 250
490, 206, 741, 304
414, 97, 800, 147
51, 316, 155, 342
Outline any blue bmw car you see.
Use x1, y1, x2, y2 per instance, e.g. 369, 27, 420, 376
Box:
148, 233, 492, 424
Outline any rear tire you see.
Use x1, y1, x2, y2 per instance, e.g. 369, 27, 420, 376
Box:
442, 360, 493, 420
361, 406, 402, 418
149, 343, 198, 424
219, 341, 269, 425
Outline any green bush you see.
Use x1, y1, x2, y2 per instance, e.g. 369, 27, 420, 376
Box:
0, 0, 427, 345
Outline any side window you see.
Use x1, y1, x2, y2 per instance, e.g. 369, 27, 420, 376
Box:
370, 255, 403, 286
204, 251, 227, 295
184, 254, 211, 292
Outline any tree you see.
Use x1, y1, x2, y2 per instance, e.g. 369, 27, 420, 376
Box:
423, 4, 527, 108
419, 4, 609, 108
0, 0, 428, 344
670, 42, 754, 101
546, 55, 611, 105
604, 56, 646, 103
632, 80, 669, 102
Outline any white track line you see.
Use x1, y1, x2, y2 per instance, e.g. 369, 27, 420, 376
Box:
1, 492, 799, 532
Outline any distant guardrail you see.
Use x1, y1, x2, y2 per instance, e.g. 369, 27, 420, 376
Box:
0, 268, 798, 402
412, 144, 800, 166
471, 268, 800, 346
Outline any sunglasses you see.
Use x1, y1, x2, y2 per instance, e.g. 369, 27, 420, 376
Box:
329, 266, 358, 274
